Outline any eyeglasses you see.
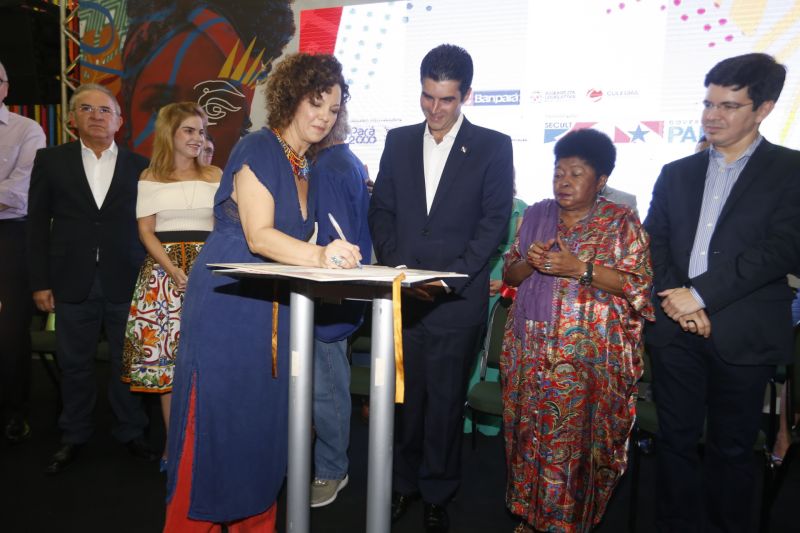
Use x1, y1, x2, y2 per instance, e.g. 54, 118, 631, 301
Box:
702, 100, 754, 113
74, 104, 118, 116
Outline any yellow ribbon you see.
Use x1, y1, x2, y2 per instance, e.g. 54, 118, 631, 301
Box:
271, 284, 279, 378
392, 272, 405, 403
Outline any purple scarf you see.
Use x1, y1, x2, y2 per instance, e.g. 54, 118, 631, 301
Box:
512, 199, 559, 338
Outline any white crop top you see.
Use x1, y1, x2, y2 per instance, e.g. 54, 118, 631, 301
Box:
136, 180, 219, 232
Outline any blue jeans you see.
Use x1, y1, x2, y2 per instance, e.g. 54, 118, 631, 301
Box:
313, 338, 351, 480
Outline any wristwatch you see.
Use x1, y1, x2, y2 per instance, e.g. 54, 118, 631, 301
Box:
578, 262, 594, 286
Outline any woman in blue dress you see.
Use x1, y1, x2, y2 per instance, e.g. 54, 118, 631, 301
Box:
163, 53, 361, 532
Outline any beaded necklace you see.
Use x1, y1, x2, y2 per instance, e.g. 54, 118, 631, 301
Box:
272, 129, 309, 180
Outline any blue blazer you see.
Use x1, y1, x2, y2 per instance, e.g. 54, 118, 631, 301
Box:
644, 139, 800, 365
369, 118, 514, 327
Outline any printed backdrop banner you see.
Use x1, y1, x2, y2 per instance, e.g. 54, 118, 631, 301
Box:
300, 0, 800, 217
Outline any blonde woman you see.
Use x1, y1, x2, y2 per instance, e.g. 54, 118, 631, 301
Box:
122, 102, 221, 470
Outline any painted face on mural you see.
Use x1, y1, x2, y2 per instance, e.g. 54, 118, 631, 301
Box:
120, 7, 255, 165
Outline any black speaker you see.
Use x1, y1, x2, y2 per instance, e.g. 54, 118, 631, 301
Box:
0, 2, 61, 105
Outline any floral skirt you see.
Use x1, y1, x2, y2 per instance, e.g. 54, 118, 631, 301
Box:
122, 239, 204, 393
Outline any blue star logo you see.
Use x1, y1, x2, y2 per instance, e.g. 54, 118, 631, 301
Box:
628, 125, 648, 142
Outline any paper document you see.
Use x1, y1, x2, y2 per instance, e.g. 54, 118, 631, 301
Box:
208, 263, 467, 284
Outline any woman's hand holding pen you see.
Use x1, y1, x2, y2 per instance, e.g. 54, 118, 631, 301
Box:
320, 239, 362, 269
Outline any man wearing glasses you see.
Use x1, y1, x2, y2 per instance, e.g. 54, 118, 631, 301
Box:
27, 84, 156, 474
0, 60, 45, 444
644, 54, 800, 532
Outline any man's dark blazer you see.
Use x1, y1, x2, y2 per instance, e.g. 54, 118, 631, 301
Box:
369, 118, 514, 327
644, 139, 800, 365
27, 141, 149, 303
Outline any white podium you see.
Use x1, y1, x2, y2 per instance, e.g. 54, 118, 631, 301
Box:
212, 264, 466, 533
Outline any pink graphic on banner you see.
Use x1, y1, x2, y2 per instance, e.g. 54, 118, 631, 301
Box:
641, 121, 664, 137
603, 0, 732, 49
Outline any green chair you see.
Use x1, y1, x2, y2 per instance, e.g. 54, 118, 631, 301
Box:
30, 312, 59, 387
30, 312, 113, 401
464, 296, 511, 449
348, 327, 371, 398
627, 349, 659, 532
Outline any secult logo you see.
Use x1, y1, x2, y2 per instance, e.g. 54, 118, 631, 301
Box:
470, 90, 521, 106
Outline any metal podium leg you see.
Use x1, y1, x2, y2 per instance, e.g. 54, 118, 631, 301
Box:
288, 283, 314, 533
366, 296, 396, 533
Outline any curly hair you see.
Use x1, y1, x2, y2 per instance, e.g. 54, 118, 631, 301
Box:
149, 102, 208, 180
553, 128, 616, 179
265, 53, 350, 132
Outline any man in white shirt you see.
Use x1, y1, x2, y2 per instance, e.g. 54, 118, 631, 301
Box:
27, 84, 155, 474
0, 60, 45, 443
369, 44, 513, 532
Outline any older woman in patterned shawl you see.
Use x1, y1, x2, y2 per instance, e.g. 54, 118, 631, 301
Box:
501, 128, 654, 533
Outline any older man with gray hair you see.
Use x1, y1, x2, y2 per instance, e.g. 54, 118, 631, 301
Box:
27, 83, 156, 473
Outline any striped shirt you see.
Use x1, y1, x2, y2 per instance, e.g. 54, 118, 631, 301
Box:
688, 135, 762, 306
0, 104, 46, 218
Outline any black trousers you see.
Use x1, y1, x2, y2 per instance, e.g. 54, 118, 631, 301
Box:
0, 219, 33, 419
649, 332, 774, 533
55, 271, 148, 444
393, 318, 483, 505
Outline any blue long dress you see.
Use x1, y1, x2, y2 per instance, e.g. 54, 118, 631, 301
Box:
166, 128, 316, 522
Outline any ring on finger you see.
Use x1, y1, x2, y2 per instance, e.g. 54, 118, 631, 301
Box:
544, 262, 552, 271
330, 255, 344, 267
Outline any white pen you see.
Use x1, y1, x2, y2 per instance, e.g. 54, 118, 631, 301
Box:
328, 212, 362, 268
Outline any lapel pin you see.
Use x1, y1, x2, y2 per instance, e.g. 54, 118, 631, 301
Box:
461, 146, 467, 153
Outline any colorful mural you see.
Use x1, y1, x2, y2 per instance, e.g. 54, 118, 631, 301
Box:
79, 0, 296, 163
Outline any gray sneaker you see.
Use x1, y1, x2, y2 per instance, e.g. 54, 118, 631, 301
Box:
310, 474, 349, 508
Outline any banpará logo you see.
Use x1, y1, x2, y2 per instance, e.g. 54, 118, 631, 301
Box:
347, 127, 378, 144
470, 90, 520, 106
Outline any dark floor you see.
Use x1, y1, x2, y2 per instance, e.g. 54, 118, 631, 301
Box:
1, 359, 798, 533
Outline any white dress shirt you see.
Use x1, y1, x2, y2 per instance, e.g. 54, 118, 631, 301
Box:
422, 112, 464, 214
80, 138, 118, 209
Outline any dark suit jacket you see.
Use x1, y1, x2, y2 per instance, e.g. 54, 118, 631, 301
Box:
644, 139, 800, 365
368, 118, 514, 327
27, 141, 149, 303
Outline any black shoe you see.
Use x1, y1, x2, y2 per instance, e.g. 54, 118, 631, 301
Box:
423, 502, 449, 533
45, 443, 83, 475
126, 437, 159, 462
4, 416, 31, 443
391, 491, 420, 523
